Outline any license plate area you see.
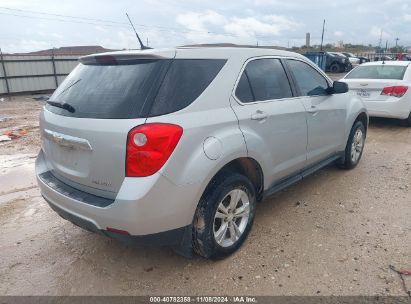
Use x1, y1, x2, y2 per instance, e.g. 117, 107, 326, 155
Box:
45, 139, 91, 177
356, 89, 371, 98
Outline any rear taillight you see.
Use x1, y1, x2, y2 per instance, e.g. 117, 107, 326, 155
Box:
381, 86, 408, 97
126, 123, 183, 177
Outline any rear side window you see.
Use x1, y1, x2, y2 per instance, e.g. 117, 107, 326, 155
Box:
46, 59, 226, 119
235, 59, 292, 103
287, 60, 329, 96
235, 72, 254, 103
149, 59, 227, 116
345, 65, 407, 80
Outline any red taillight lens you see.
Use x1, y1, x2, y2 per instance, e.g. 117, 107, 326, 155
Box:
381, 87, 393, 95
381, 86, 408, 97
126, 123, 183, 177
392, 86, 408, 97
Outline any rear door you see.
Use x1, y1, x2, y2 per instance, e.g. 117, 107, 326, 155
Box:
285, 59, 346, 165
230, 57, 308, 186
41, 56, 172, 197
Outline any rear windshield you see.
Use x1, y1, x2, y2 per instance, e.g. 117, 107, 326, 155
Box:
345, 65, 407, 80
46, 59, 226, 119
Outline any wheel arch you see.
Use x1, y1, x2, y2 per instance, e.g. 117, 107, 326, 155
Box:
201, 157, 264, 203
354, 111, 369, 133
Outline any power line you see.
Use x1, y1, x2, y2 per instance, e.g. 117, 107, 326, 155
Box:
0, 11, 131, 28
0, 10, 257, 40
0, 6, 129, 25
0, 6, 226, 36
0, 6, 312, 45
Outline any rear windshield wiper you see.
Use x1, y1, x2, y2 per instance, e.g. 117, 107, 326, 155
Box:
56, 79, 82, 97
46, 100, 76, 113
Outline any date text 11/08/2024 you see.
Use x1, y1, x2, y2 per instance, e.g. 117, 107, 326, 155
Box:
149, 296, 257, 303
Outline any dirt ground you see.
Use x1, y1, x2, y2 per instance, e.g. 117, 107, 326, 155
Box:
0, 94, 410, 296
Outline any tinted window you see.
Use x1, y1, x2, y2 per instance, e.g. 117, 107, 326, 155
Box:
47, 60, 170, 119
47, 59, 226, 119
287, 60, 329, 96
235, 72, 254, 103
235, 59, 292, 103
345, 65, 407, 80
149, 59, 226, 116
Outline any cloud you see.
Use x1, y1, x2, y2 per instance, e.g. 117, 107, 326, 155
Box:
3, 39, 53, 53
224, 16, 300, 37
176, 10, 226, 32
334, 31, 344, 37
176, 10, 301, 45
1, 0, 411, 52
369, 26, 390, 39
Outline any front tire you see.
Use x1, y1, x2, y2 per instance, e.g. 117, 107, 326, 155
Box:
339, 121, 366, 169
193, 173, 256, 259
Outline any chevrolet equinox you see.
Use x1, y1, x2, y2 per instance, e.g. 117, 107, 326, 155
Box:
36, 47, 368, 259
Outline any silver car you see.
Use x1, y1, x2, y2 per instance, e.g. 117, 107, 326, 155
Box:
36, 47, 368, 259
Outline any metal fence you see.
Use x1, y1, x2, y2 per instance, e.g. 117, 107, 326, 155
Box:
0, 54, 79, 95
356, 53, 409, 61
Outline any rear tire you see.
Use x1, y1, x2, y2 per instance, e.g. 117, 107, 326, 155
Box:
192, 172, 256, 259
339, 121, 366, 169
330, 63, 340, 73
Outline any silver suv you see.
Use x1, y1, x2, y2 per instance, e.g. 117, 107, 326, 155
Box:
36, 47, 368, 259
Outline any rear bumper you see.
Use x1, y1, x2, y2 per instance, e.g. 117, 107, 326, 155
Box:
45, 198, 191, 248
36, 149, 199, 253
364, 99, 411, 119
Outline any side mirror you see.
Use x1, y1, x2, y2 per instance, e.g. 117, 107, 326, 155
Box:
331, 81, 349, 94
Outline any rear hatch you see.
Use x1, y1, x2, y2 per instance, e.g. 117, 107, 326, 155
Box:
41, 50, 227, 198
41, 50, 175, 197
343, 64, 408, 101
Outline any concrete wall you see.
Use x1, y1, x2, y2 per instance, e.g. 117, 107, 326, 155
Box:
0, 55, 79, 95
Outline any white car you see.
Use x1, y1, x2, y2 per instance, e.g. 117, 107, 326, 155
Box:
342, 61, 411, 126
331, 52, 360, 66
342, 52, 362, 65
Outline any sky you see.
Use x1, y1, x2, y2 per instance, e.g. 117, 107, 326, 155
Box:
0, 0, 410, 53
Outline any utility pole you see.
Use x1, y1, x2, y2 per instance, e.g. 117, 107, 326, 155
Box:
0, 48, 10, 96
378, 29, 383, 48
320, 19, 325, 51
395, 37, 399, 47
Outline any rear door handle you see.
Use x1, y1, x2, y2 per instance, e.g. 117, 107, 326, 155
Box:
307, 105, 319, 114
251, 110, 268, 121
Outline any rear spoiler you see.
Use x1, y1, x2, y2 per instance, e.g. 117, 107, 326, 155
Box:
79, 49, 176, 65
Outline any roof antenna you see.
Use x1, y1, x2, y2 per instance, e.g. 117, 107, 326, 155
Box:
126, 13, 151, 50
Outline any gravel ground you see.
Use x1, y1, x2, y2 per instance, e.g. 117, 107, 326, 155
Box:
0, 95, 410, 296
